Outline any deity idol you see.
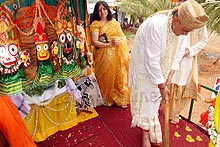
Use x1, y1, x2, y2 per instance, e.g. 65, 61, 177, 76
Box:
33, 17, 55, 86
0, 6, 31, 95
53, 2, 83, 79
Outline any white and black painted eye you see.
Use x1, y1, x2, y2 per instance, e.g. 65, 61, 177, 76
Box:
59, 33, 66, 44
76, 40, 80, 48
36, 44, 41, 52
66, 32, 72, 42
0, 46, 5, 58
13, 3, 18, 10
44, 44, 49, 51
8, 44, 18, 56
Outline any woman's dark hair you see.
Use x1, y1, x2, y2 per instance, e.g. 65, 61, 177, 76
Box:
90, 1, 113, 24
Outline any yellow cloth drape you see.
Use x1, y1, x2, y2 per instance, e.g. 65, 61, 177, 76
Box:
90, 18, 130, 107
24, 92, 98, 142
209, 90, 220, 147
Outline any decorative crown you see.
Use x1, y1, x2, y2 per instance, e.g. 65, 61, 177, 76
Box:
34, 17, 47, 43
0, 7, 18, 45
55, 2, 73, 35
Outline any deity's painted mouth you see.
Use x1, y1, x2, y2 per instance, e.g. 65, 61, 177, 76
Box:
63, 47, 72, 54
2, 60, 17, 67
38, 52, 49, 60
39, 56, 49, 60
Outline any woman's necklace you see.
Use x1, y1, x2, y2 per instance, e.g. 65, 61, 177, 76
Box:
161, 10, 179, 79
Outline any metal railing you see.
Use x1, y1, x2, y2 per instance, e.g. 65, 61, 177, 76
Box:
188, 84, 218, 120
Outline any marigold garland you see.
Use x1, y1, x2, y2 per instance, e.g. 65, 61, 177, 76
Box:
207, 105, 220, 147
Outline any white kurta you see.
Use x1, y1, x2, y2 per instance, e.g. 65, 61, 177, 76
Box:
128, 13, 187, 144
171, 26, 208, 86
168, 26, 208, 121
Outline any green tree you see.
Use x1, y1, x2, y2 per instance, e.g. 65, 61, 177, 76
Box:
202, 1, 220, 34
118, 0, 220, 34
88, 0, 97, 3
118, 0, 174, 27
88, 0, 220, 34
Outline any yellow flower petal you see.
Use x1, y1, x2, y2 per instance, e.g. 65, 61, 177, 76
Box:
0, 21, 8, 32
174, 132, 181, 138
186, 135, 195, 142
185, 126, 192, 132
196, 136, 203, 141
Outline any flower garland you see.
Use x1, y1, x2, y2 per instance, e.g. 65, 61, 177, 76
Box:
15, 0, 56, 36
62, 54, 75, 65
207, 105, 220, 147
0, 51, 31, 74
23, 80, 58, 106
87, 51, 94, 65
24, 94, 73, 137
161, 10, 179, 79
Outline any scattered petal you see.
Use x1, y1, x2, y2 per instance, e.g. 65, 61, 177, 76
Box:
68, 133, 72, 138
185, 126, 192, 132
174, 132, 181, 138
196, 136, 203, 141
186, 135, 195, 142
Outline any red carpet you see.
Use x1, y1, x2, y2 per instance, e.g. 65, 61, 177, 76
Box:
36, 105, 209, 147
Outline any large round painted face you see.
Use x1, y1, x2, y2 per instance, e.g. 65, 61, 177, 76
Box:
59, 30, 73, 56
35, 42, 50, 61
0, 43, 18, 68
98, 4, 108, 19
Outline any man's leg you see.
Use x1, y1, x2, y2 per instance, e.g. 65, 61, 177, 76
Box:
142, 129, 151, 147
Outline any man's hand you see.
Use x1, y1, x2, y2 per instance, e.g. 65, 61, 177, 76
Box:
111, 37, 120, 47
158, 83, 169, 101
159, 87, 169, 101
183, 48, 190, 58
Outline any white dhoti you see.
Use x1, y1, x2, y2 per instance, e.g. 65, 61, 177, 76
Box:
130, 74, 162, 144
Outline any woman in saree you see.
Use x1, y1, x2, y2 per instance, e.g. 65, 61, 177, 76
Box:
90, 1, 130, 108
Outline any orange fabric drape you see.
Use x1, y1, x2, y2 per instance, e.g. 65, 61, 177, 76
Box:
0, 95, 36, 147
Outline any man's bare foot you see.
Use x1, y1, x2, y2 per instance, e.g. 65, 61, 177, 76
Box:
150, 142, 163, 147
170, 117, 179, 124
121, 105, 128, 109
204, 98, 215, 104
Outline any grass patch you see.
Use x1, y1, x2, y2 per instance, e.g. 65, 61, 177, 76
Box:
123, 29, 135, 39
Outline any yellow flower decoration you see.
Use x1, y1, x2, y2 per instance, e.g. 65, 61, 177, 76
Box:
196, 136, 203, 141
0, 21, 8, 32
0, 31, 8, 44
186, 135, 195, 142
21, 53, 29, 62
174, 132, 181, 138
185, 126, 192, 132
